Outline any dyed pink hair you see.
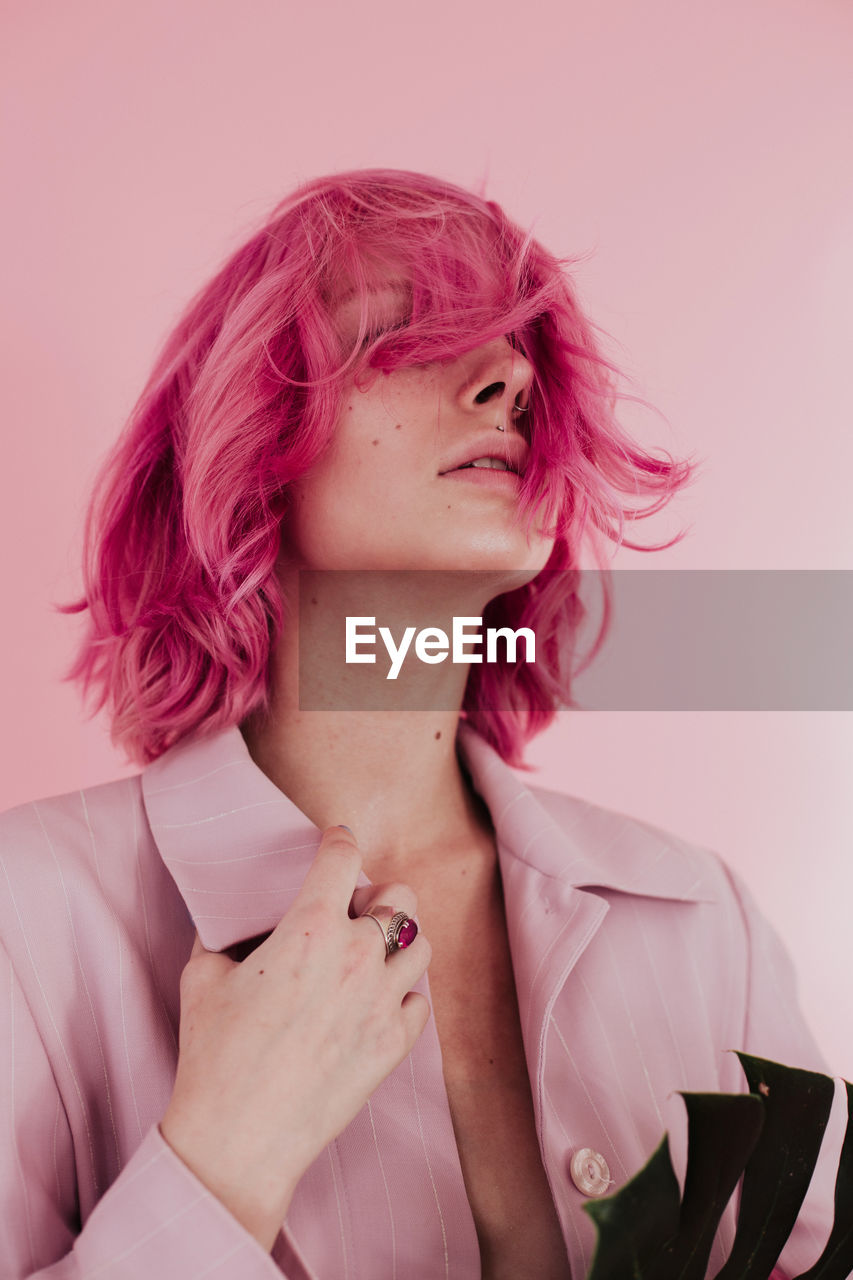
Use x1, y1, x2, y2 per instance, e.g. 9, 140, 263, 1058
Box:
62, 168, 696, 767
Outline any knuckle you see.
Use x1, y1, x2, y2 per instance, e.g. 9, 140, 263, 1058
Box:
297, 900, 330, 934
343, 929, 380, 975
352, 926, 378, 959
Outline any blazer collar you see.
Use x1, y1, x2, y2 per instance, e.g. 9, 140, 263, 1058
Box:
456, 723, 714, 904
142, 721, 710, 953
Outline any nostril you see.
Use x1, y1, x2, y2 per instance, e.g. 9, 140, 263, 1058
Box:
474, 381, 506, 405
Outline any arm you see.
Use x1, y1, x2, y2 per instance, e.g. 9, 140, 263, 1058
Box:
0, 940, 284, 1279
2, 825, 431, 1276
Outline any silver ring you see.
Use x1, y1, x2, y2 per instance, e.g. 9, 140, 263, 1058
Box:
363, 909, 419, 957
363, 912, 389, 948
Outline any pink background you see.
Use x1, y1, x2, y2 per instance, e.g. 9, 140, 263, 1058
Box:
2, 1, 852, 1074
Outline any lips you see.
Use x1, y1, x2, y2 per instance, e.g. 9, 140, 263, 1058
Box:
454, 456, 515, 473
438, 433, 529, 477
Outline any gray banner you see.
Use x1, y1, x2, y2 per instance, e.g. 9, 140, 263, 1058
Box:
572, 570, 853, 710
296, 570, 853, 711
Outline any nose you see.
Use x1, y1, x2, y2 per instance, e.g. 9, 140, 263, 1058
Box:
455, 337, 534, 430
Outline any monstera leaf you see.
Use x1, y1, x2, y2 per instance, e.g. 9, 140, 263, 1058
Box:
583, 1054, 853, 1280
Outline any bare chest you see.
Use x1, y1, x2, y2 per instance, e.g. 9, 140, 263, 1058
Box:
419, 878, 571, 1280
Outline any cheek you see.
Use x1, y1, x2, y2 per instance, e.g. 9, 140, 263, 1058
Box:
281, 441, 409, 568
282, 475, 350, 566
333, 433, 400, 492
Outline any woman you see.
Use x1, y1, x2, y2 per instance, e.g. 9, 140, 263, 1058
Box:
0, 170, 834, 1278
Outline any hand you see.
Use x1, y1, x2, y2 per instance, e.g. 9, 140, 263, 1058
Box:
159, 825, 431, 1252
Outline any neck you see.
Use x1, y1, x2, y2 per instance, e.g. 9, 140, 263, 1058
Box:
239, 568, 498, 871
241, 707, 490, 873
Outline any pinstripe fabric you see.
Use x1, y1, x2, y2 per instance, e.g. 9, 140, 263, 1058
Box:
0, 722, 838, 1278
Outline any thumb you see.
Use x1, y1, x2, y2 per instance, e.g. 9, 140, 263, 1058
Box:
189, 929, 232, 969
185, 929, 235, 981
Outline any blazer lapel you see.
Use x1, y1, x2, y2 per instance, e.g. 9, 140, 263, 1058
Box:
456, 724, 713, 1131
141, 726, 370, 953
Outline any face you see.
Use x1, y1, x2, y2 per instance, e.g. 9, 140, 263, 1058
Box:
280, 290, 555, 593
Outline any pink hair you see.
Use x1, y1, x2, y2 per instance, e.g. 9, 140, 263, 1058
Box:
60, 168, 696, 767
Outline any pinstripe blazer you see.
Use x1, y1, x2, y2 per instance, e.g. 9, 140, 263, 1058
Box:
0, 722, 839, 1279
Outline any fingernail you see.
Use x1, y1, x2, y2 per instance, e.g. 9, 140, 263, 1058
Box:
337, 824, 354, 835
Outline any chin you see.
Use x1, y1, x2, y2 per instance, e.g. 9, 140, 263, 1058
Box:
438, 536, 554, 581
406, 559, 549, 606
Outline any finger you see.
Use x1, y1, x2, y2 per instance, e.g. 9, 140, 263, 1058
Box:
181, 930, 233, 990
352, 892, 421, 968
353, 915, 430, 985
356, 909, 394, 960
398, 990, 431, 1046
296, 825, 363, 914
383, 932, 432, 995
350, 881, 418, 922
188, 931, 235, 971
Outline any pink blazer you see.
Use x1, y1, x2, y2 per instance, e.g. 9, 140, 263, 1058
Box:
0, 723, 840, 1278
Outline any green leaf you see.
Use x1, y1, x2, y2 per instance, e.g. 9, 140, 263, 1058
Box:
584, 1135, 681, 1280
713, 1053, 835, 1280
647, 1092, 764, 1280
795, 1079, 853, 1280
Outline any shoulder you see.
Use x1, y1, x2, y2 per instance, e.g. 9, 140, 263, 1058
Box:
528, 781, 698, 850
525, 779, 742, 905
0, 773, 146, 882
522, 780, 806, 1037
0, 773, 152, 967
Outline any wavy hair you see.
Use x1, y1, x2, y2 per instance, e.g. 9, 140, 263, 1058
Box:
61, 168, 696, 766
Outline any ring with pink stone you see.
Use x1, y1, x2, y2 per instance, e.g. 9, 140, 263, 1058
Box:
363, 909, 418, 957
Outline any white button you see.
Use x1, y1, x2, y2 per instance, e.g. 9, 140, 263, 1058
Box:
569, 1147, 611, 1197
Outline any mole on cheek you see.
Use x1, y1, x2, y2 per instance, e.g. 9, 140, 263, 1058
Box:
395, 423, 402, 430
371, 439, 379, 446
